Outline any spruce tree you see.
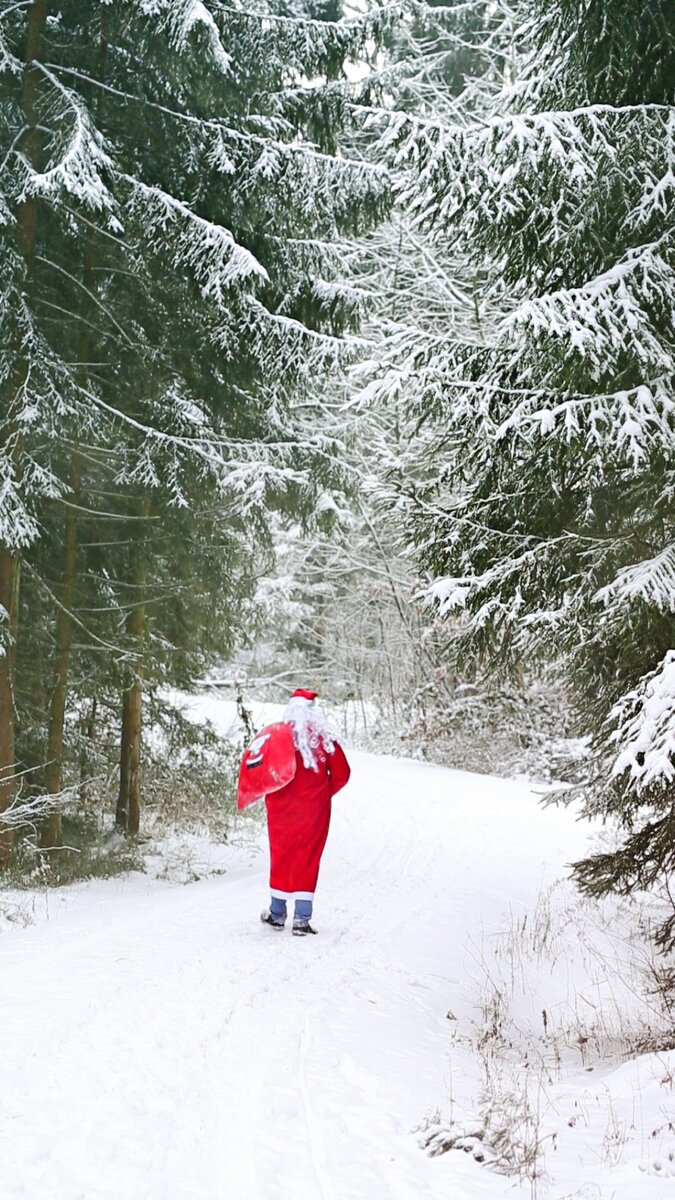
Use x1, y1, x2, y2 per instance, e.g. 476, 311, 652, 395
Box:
0, 0, 390, 857
381, 1, 675, 940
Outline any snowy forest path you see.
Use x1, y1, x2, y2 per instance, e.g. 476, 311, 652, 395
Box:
0, 744, 590, 1200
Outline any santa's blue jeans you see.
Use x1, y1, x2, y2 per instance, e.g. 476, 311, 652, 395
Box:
270, 896, 312, 923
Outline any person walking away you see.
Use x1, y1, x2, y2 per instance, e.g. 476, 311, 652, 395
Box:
261, 689, 350, 936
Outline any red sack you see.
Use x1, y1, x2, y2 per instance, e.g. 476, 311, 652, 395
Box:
237, 722, 297, 810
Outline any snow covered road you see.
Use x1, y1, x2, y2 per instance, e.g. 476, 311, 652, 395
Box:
1, 746, 670, 1199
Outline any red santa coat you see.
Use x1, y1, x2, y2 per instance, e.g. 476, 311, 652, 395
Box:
266, 740, 351, 898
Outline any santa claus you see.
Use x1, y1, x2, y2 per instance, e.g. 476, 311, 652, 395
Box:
255, 688, 351, 935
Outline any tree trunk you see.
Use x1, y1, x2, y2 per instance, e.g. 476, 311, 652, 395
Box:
0, 553, 18, 867
115, 505, 149, 837
41, 457, 81, 848
0, 0, 49, 866
41, 13, 109, 848
14, 0, 48, 268
116, 601, 146, 836
79, 697, 98, 807
116, 662, 144, 837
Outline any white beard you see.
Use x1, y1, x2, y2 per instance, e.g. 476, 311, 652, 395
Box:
283, 697, 339, 771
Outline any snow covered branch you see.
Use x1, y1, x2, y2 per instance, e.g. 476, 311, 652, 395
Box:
0, 781, 82, 833
507, 238, 675, 381
609, 651, 675, 792
124, 177, 268, 301
17, 65, 116, 215
595, 545, 675, 614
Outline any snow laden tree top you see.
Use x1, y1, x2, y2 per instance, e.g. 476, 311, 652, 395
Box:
0, 0, 393, 551
372, 0, 675, 942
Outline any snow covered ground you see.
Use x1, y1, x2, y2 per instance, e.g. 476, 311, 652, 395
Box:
1, 693, 674, 1199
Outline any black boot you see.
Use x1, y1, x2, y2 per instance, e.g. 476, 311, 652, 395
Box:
292, 919, 317, 936
260, 909, 285, 929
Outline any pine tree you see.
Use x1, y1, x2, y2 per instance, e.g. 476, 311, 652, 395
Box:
382, 1, 675, 940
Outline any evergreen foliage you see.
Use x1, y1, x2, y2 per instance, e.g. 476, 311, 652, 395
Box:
0, 0, 389, 861
376, 0, 675, 940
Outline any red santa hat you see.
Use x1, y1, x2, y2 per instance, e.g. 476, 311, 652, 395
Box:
291, 688, 318, 702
